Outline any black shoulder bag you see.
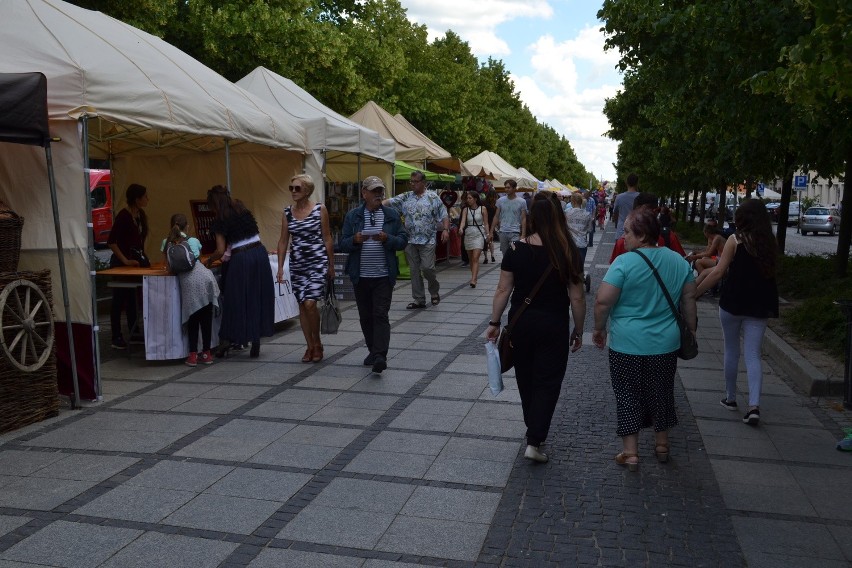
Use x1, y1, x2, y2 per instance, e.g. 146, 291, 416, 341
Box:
498, 265, 553, 372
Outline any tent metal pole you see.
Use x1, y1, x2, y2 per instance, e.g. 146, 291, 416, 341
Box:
81, 116, 102, 402
224, 139, 232, 191
45, 141, 81, 408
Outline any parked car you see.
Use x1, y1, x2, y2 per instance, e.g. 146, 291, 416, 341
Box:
89, 169, 113, 246
764, 201, 800, 226
801, 207, 841, 236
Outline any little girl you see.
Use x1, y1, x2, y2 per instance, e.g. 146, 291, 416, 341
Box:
161, 213, 220, 366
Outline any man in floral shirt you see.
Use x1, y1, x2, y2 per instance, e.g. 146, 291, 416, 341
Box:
384, 170, 449, 309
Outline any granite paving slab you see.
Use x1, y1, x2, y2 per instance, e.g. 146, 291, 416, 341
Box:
98, 532, 238, 568
73, 485, 197, 523
125, 461, 233, 492
376, 515, 489, 561
0, 517, 29, 539
29, 454, 138, 483
247, 548, 364, 568
0, 521, 142, 568
0, 450, 65, 476
0, 477, 98, 511
205, 468, 311, 502
163, 493, 282, 534
277, 505, 395, 549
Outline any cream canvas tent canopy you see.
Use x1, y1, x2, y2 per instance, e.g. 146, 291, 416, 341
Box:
390, 113, 474, 176
237, 67, 395, 189
0, 0, 308, 396
463, 151, 537, 189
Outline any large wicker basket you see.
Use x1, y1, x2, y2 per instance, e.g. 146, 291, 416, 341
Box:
0, 270, 58, 434
0, 201, 24, 273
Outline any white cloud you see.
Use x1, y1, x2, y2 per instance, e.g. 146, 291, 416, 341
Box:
511, 25, 622, 180
400, 0, 553, 56
396, 1, 620, 181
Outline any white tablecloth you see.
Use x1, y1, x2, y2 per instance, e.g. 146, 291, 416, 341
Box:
142, 255, 299, 360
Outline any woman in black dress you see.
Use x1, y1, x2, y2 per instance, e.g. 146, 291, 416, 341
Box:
206, 185, 274, 358
485, 194, 586, 463
106, 183, 149, 350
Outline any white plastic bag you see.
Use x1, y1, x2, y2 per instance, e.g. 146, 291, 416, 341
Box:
484, 341, 504, 396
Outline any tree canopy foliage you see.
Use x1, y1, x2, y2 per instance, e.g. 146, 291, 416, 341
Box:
71, 0, 595, 188
598, 0, 851, 273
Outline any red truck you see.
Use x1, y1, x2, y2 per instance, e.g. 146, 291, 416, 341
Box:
89, 169, 113, 246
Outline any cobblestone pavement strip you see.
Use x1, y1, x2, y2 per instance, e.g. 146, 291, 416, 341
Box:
0, 222, 849, 567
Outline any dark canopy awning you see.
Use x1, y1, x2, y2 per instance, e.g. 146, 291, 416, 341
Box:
0, 72, 49, 147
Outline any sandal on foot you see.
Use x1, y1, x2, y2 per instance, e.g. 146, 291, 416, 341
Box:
406, 302, 427, 310
615, 451, 639, 472
654, 444, 670, 463
431, 295, 440, 305
311, 345, 324, 363
301, 348, 313, 363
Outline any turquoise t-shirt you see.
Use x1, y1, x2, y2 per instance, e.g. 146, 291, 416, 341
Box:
602, 247, 694, 355
160, 233, 202, 258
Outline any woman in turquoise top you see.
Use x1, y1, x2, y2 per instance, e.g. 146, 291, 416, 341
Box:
593, 208, 697, 471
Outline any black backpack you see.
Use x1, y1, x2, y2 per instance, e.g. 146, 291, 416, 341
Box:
166, 239, 197, 274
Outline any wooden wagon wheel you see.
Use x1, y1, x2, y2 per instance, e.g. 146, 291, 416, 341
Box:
0, 279, 54, 372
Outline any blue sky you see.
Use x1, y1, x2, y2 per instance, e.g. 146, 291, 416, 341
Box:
398, 0, 622, 183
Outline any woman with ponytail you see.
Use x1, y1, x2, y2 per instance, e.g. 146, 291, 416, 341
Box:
160, 214, 219, 367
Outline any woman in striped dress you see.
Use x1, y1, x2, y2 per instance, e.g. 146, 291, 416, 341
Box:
277, 174, 335, 363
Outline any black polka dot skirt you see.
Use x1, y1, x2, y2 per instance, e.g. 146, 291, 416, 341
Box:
608, 349, 679, 437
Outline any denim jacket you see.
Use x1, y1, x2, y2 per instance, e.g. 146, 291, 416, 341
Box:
339, 205, 408, 286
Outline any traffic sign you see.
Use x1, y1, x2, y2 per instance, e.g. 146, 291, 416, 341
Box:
794, 175, 807, 188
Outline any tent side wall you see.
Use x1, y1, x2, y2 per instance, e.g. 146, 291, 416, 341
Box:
0, 120, 90, 323
112, 145, 306, 254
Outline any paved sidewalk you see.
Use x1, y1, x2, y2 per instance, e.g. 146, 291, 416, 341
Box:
0, 224, 849, 567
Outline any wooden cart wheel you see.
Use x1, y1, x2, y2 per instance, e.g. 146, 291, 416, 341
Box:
0, 279, 54, 372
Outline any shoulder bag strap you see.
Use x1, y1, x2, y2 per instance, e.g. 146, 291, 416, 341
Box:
505, 264, 554, 333
632, 249, 680, 321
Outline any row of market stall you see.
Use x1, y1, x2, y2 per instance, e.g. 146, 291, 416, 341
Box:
0, 0, 582, 405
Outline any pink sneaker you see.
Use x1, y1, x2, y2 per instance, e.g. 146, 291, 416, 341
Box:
200, 350, 214, 365
185, 352, 198, 367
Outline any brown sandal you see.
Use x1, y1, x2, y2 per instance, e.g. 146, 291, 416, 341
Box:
654, 443, 670, 463
311, 345, 324, 363
301, 348, 313, 363
615, 451, 639, 472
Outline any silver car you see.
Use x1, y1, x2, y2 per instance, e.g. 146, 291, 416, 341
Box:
801, 207, 841, 235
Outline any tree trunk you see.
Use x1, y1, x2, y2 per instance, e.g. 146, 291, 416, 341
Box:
776, 154, 795, 255
717, 181, 727, 226
689, 188, 698, 223
835, 143, 851, 277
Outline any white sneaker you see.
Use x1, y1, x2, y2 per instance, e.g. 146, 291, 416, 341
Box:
524, 445, 548, 463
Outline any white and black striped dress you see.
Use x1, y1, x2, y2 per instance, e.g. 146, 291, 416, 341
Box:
286, 203, 328, 302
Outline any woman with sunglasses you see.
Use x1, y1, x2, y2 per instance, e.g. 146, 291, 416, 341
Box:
277, 174, 335, 363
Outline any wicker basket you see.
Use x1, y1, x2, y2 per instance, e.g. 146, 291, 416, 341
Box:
0, 201, 24, 273
0, 270, 59, 434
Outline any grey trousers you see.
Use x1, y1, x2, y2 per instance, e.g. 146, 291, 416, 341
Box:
405, 243, 439, 304
498, 231, 520, 255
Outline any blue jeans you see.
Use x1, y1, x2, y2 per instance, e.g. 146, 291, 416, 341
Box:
719, 307, 768, 407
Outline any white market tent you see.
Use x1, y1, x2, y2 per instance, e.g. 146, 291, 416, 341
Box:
0, 0, 309, 397
391, 113, 475, 177
237, 67, 395, 188
463, 150, 537, 189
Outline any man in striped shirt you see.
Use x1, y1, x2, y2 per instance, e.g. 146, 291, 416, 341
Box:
340, 177, 409, 374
